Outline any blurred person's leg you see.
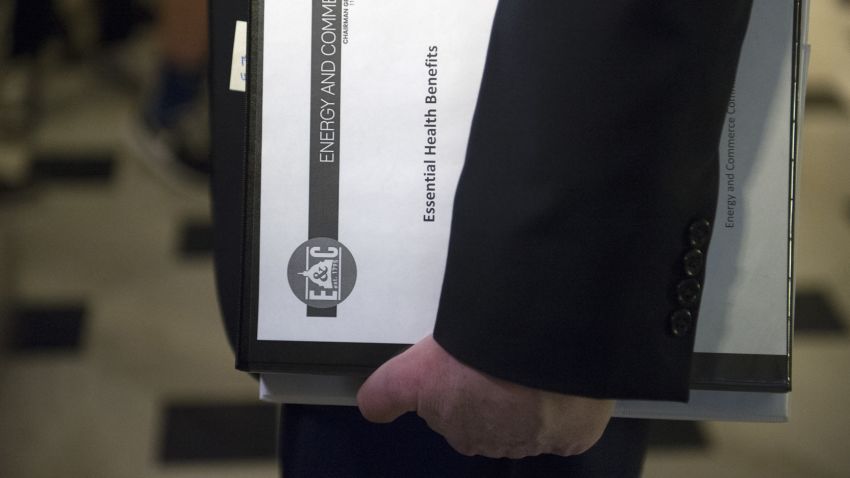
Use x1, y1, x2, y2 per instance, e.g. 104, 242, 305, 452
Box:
98, 0, 148, 44
1, 0, 61, 136
0, 3, 10, 58
10, 0, 61, 58
147, 0, 208, 132
54, 0, 99, 58
88, 0, 155, 94
127, 0, 210, 187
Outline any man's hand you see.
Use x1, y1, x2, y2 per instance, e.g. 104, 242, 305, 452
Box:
356, 335, 614, 459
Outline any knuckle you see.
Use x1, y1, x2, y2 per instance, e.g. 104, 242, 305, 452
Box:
502, 448, 531, 460
549, 443, 582, 457
567, 440, 594, 456
548, 446, 573, 457
575, 440, 596, 455
444, 436, 477, 457
453, 443, 477, 457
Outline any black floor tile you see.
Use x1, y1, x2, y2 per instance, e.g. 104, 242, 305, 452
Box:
0, 182, 19, 196
178, 220, 213, 258
30, 152, 116, 182
646, 420, 710, 450
794, 289, 848, 334
159, 402, 278, 463
6, 303, 86, 352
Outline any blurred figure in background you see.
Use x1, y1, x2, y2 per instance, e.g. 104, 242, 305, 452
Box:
1, 0, 209, 193
1, 0, 60, 136
127, 0, 211, 188
1, 0, 151, 141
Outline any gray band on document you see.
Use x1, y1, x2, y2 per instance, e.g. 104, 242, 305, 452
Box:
690, 353, 790, 392
308, 0, 343, 317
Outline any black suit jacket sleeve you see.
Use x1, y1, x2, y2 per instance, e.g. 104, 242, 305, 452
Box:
433, 1, 753, 402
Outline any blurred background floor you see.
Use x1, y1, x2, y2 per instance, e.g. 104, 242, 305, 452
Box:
1, 1, 849, 477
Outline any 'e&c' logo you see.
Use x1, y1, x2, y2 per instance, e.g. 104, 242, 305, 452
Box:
286, 237, 357, 309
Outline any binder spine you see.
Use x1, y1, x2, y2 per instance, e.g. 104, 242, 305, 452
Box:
237, 0, 266, 371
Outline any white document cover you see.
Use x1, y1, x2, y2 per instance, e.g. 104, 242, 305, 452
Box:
257, 0, 498, 344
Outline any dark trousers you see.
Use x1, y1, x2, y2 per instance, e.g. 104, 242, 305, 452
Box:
280, 405, 648, 478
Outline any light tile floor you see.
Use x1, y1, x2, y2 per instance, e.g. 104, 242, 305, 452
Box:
0, 58, 274, 477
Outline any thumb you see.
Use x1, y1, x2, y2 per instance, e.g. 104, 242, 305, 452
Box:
357, 339, 431, 423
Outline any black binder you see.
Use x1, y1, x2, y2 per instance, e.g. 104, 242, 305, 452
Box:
212, 0, 803, 396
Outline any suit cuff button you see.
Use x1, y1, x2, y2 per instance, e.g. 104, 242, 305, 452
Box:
683, 249, 705, 277
670, 309, 694, 337
688, 219, 712, 248
676, 278, 702, 307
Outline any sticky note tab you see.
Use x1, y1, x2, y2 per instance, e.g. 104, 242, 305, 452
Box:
230, 21, 248, 92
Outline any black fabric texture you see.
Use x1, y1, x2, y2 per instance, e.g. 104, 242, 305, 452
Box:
280, 405, 648, 478
433, 0, 754, 401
